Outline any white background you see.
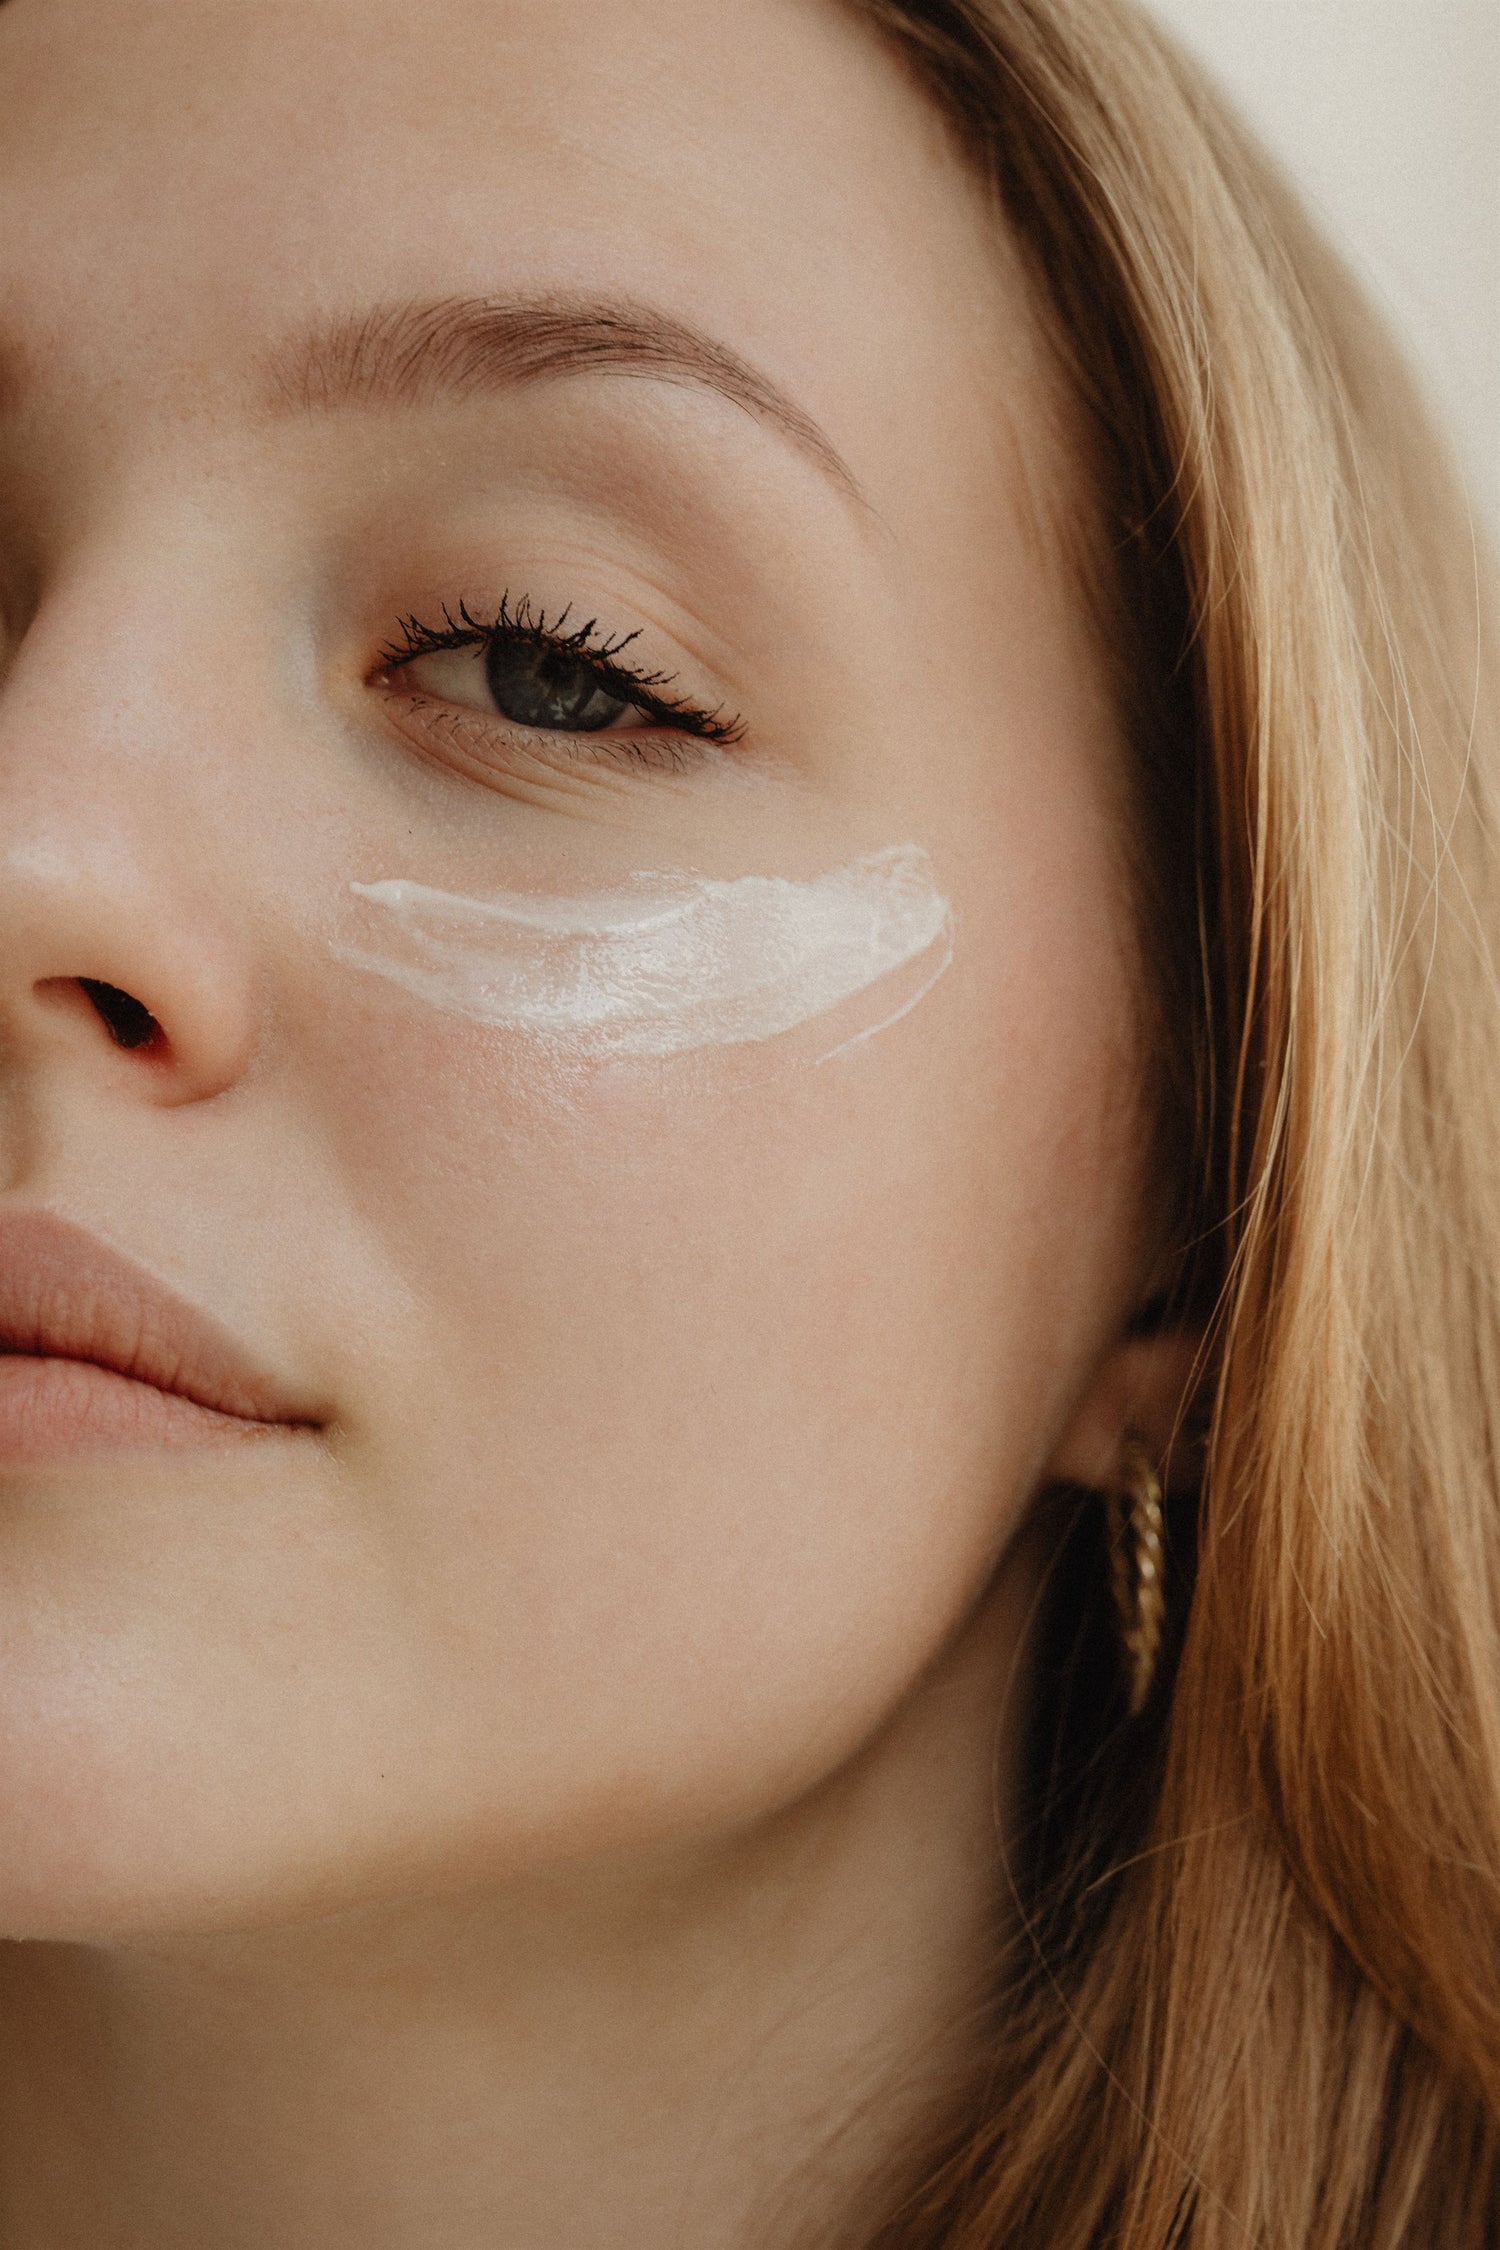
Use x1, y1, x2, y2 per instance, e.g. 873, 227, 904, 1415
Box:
1143, 0, 1499, 533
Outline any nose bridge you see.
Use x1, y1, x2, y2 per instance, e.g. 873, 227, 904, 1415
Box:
0, 543, 261, 1105
1, 533, 228, 910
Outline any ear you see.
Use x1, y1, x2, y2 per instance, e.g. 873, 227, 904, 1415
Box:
1042, 1325, 1207, 1493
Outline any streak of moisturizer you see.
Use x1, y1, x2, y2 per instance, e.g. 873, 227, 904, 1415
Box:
335, 846, 954, 1062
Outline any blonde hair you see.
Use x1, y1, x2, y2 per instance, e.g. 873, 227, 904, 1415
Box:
845, 2, 1500, 2241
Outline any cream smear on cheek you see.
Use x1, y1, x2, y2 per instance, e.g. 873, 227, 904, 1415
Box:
335, 846, 953, 1061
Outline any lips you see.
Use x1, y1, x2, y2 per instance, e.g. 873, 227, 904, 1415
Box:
0, 1208, 321, 1459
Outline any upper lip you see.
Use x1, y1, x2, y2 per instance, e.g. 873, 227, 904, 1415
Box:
0, 1208, 321, 1428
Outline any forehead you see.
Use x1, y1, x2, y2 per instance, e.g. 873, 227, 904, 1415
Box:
0, 0, 1031, 486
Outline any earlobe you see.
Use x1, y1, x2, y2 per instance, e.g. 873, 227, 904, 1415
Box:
1042, 1325, 1207, 1492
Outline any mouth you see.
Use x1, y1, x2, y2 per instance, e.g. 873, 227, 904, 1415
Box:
0, 1208, 323, 1465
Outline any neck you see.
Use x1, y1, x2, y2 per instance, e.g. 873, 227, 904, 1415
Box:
0, 1562, 1040, 2250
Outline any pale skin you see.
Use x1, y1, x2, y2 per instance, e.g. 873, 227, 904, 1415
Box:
0, 0, 1194, 2243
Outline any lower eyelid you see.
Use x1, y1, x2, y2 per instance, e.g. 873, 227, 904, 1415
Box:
378, 679, 709, 782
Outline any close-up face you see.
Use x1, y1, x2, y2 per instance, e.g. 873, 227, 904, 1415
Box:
0, 0, 1158, 1938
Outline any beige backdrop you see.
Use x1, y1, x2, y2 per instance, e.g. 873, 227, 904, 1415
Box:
1144, 0, 1499, 532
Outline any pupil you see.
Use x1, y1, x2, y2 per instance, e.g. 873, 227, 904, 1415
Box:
485, 641, 628, 733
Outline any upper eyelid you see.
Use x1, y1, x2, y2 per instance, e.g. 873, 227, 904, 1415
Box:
380, 599, 668, 687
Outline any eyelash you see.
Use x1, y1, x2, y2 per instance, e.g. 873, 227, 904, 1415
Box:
376, 594, 746, 750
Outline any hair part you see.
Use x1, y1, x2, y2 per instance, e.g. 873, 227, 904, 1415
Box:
837, 3, 1500, 2242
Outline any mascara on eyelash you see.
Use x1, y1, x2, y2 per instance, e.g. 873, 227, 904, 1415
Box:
378, 593, 746, 746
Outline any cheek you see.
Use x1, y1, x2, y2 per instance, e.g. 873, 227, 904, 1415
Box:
318, 983, 982, 1491
281, 865, 1138, 1854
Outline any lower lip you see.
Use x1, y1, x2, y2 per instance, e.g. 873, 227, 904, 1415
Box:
0, 1355, 292, 1465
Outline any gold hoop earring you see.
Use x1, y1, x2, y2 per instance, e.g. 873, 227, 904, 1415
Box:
1106, 1437, 1166, 1717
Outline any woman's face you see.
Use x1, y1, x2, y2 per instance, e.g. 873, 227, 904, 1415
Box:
0, 0, 1155, 1935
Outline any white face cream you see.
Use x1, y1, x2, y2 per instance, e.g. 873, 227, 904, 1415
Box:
335, 846, 953, 1061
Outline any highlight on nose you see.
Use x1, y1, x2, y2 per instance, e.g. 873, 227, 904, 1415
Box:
78, 979, 162, 1053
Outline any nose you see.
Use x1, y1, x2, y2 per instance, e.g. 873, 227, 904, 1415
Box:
0, 606, 257, 1110
0, 826, 256, 1107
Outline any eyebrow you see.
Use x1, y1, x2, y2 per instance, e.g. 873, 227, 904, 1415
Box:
260, 294, 864, 507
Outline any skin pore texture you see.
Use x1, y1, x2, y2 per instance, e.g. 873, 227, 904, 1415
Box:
0, 0, 1193, 2244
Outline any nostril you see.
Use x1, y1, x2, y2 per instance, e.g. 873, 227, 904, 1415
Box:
78, 979, 162, 1052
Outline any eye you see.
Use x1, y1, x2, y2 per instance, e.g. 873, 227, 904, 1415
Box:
398, 639, 641, 735
375, 598, 746, 753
